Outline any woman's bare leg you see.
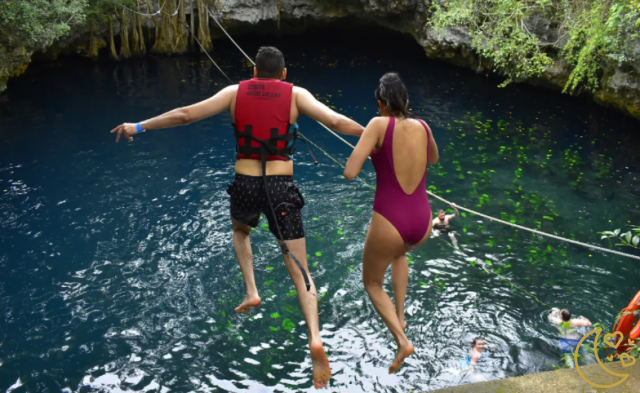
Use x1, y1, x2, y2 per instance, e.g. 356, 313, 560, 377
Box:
391, 254, 408, 330
363, 212, 414, 373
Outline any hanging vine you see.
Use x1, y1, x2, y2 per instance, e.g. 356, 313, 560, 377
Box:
108, 14, 119, 60
197, 0, 212, 52
119, 8, 132, 58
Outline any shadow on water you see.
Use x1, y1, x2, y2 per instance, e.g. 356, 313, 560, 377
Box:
1, 22, 640, 393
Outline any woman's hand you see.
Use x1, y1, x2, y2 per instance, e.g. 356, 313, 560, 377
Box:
111, 123, 140, 142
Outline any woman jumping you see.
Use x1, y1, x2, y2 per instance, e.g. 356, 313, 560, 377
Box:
344, 72, 439, 373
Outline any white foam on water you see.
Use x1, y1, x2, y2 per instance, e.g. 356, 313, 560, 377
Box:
6, 378, 23, 393
243, 358, 260, 365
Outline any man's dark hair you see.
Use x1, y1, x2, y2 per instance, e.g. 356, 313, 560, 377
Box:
438, 209, 445, 214
561, 309, 571, 322
256, 46, 285, 79
471, 337, 483, 348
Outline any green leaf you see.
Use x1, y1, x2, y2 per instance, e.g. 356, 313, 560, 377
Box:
337, 230, 344, 235
485, 260, 492, 265
270, 326, 280, 332
470, 260, 476, 266
315, 252, 322, 257
633, 236, 640, 247
543, 216, 554, 221
282, 318, 296, 332
505, 264, 512, 268
420, 281, 428, 286
461, 212, 467, 218
266, 267, 274, 271
313, 217, 319, 221
264, 280, 275, 286
286, 290, 297, 297
271, 312, 281, 319
347, 265, 354, 272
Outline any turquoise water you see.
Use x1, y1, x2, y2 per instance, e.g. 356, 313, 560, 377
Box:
1, 25, 640, 392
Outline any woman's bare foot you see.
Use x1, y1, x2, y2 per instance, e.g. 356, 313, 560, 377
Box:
389, 342, 414, 374
310, 340, 331, 389
234, 295, 261, 314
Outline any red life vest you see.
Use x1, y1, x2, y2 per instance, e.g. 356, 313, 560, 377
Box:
234, 78, 295, 161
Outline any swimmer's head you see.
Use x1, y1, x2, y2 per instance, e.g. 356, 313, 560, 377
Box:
471, 337, 485, 351
438, 209, 445, 219
375, 73, 413, 119
255, 46, 286, 79
561, 309, 571, 322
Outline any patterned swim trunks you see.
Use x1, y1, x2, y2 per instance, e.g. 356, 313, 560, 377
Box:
227, 174, 305, 240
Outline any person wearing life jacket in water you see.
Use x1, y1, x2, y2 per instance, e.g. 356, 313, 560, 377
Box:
110, 46, 364, 389
432, 203, 460, 249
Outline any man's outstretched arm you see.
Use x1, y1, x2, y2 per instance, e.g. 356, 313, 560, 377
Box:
111, 85, 237, 142
295, 87, 364, 136
447, 203, 460, 221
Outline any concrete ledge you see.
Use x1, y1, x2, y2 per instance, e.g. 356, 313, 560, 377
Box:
429, 360, 640, 393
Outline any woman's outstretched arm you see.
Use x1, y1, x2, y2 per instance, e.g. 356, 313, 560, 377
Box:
344, 117, 384, 181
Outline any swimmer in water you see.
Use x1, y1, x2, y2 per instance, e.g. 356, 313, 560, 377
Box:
548, 308, 595, 368
344, 72, 439, 373
432, 203, 460, 249
460, 337, 486, 372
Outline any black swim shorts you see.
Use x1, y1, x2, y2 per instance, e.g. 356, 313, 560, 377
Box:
227, 174, 305, 240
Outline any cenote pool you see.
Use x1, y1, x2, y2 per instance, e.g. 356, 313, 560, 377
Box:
1, 25, 640, 393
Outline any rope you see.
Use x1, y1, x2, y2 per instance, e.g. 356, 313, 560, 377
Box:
107, 0, 169, 17
200, 1, 640, 262
180, 21, 234, 84
305, 136, 640, 261
205, 6, 255, 67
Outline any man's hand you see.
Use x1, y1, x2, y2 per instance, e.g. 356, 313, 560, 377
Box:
451, 203, 457, 208
111, 123, 139, 142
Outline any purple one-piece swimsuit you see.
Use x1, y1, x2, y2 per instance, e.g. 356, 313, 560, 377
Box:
371, 117, 432, 245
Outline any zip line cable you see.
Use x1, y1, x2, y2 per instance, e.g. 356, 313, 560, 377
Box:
200, 4, 640, 262
205, 8, 255, 67
180, 21, 234, 84
112, 0, 640, 262
107, 0, 169, 17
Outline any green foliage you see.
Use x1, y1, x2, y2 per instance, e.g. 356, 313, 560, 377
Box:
429, 0, 640, 92
600, 226, 640, 249
0, 0, 88, 51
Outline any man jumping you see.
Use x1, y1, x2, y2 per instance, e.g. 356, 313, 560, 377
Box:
111, 46, 364, 389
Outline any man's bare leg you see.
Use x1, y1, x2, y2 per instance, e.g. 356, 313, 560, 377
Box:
231, 218, 261, 314
391, 254, 408, 330
279, 237, 330, 389
448, 232, 459, 250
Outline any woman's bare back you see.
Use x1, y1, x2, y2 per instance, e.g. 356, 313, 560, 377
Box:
391, 118, 428, 194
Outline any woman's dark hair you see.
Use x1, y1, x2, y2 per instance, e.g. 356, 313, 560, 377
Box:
471, 337, 483, 348
561, 309, 571, 322
256, 46, 285, 79
375, 72, 414, 118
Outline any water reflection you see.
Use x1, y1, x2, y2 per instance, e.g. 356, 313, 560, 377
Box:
1, 26, 640, 393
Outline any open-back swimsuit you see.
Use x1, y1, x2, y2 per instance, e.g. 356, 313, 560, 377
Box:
371, 117, 432, 245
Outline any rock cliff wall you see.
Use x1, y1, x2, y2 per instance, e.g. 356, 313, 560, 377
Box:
1, 0, 639, 119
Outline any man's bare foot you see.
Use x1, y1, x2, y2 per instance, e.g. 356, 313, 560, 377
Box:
389, 342, 414, 374
234, 295, 261, 314
310, 340, 331, 389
